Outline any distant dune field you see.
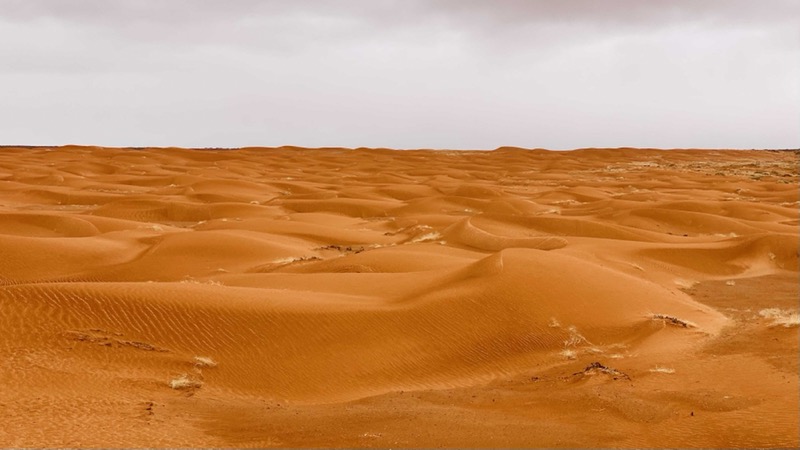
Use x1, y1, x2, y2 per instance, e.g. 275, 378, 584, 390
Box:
0, 146, 797, 447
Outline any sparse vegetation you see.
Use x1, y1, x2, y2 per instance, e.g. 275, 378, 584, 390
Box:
758, 308, 800, 327
651, 314, 696, 328
559, 349, 577, 360
673, 279, 698, 289
194, 356, 218, 367
269, 256, 319, 265
410, 231, 443, 243
317, 244, 369, 254
169, 374, 202, 390
563, 325, 590, 346
180, 277, 224, 286
572, 362, 631, 381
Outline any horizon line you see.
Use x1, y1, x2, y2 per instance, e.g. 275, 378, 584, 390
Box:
1, 144, 798, 152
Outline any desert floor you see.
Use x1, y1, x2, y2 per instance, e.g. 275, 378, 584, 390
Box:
0, 146, 797, 447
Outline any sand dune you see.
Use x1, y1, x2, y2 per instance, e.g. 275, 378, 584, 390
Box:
0, 146, 797, 447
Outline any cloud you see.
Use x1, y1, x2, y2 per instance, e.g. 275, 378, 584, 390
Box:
7, 1, 797, 34
0, 0, 797, 148
3, 1, 797, 69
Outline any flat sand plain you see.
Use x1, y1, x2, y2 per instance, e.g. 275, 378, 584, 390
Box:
0, 146, 797, 447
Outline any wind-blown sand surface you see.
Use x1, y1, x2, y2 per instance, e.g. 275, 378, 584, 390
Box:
0, 146, 797, 447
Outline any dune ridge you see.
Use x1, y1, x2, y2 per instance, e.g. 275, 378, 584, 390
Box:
0, 146, 797, 447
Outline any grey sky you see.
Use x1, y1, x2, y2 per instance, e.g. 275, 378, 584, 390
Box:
1, 0, 797, 149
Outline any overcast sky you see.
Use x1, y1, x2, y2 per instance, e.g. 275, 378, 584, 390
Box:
0, 0, 797, 149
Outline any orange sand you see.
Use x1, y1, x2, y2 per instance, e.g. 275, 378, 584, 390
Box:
0, 146, 797, 447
